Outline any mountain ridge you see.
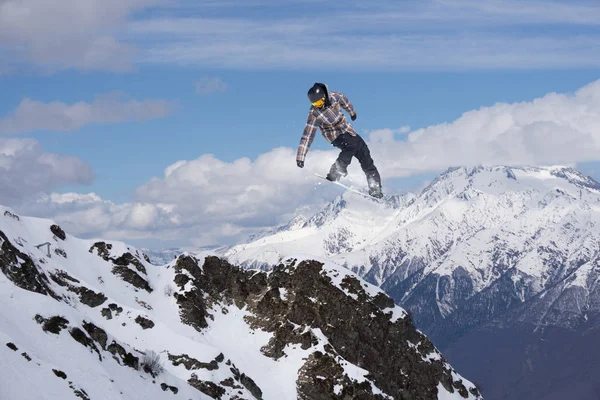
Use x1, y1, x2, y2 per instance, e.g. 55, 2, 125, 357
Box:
0, 205, 479, 399
224, 164, 600, 399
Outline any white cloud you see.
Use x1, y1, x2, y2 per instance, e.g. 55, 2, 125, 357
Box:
369, 79, 600, 178
129, 1, 600, 69
18, 146, 344, 245
0, 93, 173, 135
15, 79, 600, 247
195, 77, 228, 94
0, 138, 94, 204
0, 0, 160, 71
2, 0, 600, 71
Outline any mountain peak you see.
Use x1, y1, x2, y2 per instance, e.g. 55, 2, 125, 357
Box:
0, 208, 480, 400
420, 165, 600, 200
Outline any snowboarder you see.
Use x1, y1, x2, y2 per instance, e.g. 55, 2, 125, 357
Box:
296, 82, 383, 198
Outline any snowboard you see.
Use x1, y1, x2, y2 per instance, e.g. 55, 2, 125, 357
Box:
311, 172, 383, 201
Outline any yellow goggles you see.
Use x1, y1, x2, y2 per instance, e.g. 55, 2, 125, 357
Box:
312, 98, 325, 107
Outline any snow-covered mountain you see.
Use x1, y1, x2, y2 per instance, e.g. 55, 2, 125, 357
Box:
0, 206, 480, 400
225, 165, 600, 399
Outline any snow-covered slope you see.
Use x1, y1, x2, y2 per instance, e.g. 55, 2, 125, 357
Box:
0, 206, 480, 399
226, 165, 600, 337
226, 165, 600, 399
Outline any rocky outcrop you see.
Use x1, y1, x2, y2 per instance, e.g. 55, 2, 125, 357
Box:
188, 376, 226, 399
89, 242, 113, 261
101, 303, 123, 320
134, 315, 155, 330
77, 287, 107, 308
160, 383, 179, 394
82, 322, 108, 350
50, 224, 66, 241
0, 230, 58, 299
89, 242, 152, 292
53, 369, 67, 379
112, 266, 153, 293
113, 252, 147, 275
70, 328, 102, 361
168, 353, 221, 371
35, 315, 69, 335
173, 255, 480, 399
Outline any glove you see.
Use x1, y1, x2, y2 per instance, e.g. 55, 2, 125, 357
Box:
351, 113, 357, 121
297, 160, 304, 168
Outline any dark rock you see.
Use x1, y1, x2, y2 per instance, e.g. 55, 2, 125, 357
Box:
297, 351, 385, 400
69, 383, 90, 400
36, 315, 69, 335
54, 248, 67, 258
53, 369, 67, 379
90, 242, 148, 277
69, 328, 102, 361
229, 365, 262, 399
172, 256, 479, 399
135, 315, 155, 330
0, 230, 59, 299
82, 321, 108, 350
135, 297, 153, 310
239, 373, 262, 400
372, 292, 395, 310
108, 303, 123, 313
172, 257, 210, 331
101, 308, 113, 320
4, 210, 19, 220
188, 375, 226, 399
50, 224, 66, 240
173, 273, 190, 289
168, 353, 220, 371
113, 252, 147, 275
49, 270, 80, 286
89, 242, 112, 260
107, 341, 139, 370
112, 266, 153, 293
160, 383, 179, 394
21, 352, 32, 361
6, 342, 18, 351
220, 378, 242, 389
77, 287, 107, 308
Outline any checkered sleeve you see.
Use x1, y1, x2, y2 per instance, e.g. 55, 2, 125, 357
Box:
297, 112, 318, 162
337, 92, 356, 118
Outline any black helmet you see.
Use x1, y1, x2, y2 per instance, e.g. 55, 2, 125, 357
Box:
307, 83, 327, 106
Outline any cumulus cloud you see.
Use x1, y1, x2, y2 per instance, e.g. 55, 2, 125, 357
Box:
132, 147, 341, 241
195, 77, 228, 94
0, 138, 94, 204
17, 146, 344, 245
368, 79, 600, 178
0, 93, 173, 135
16, 79, 600, 247
0, 0, 162, 71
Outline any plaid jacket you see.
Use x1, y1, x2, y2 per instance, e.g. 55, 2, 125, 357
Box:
296, 90, 357, 163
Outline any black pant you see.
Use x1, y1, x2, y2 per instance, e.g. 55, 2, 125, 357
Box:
328, 133, 382, 190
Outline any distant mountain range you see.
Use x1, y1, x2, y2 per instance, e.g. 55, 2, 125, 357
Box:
225, 165, 600, 399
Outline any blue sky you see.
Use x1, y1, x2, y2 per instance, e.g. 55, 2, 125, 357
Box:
1, 0, 600, 248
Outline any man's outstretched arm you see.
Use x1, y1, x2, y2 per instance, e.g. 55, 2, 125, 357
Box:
297, 113, 318, 165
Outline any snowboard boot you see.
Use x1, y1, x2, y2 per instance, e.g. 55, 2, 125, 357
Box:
369, 187, 383, 199
327, 161, 348, 182
367, 173, 383, 199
